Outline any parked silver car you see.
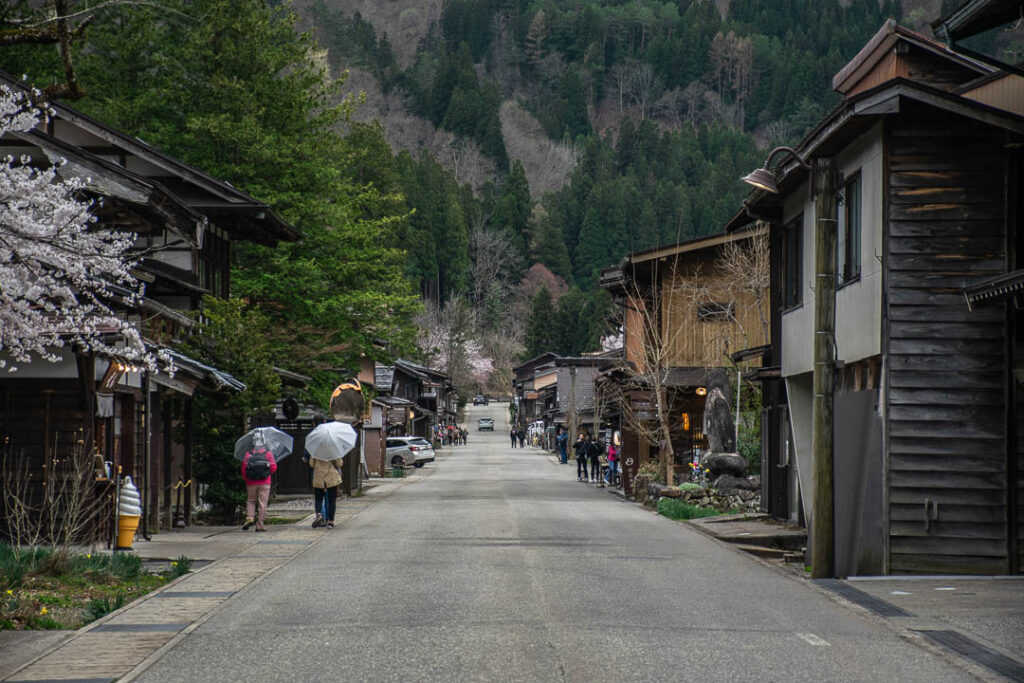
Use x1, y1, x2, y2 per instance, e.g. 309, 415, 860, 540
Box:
386, 436, 435, 469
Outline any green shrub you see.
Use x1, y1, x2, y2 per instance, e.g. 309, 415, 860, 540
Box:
678, 483, 702, 491
85, 593, 125, 623
637, 461, 665, 484
108, 552, 143, 581
656, 498, 724, 521
387, 468, 405, 478
167, 556, 192, 579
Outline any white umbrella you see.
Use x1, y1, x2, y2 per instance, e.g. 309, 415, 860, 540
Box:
305, 422, 358, 461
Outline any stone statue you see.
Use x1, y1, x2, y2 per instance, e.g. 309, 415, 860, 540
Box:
702, 368, 735, 453
700, 368, 754, 490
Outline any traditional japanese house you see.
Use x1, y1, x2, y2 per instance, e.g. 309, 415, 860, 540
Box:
0, 72, 298, 538
729, 19, 1023, 575
375, 359, 455, 440
544, 355, 619, 438
512, 352, 560, 429
598, 227, 770, 496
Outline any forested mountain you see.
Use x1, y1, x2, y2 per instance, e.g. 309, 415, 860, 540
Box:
3, 0, 1019, 400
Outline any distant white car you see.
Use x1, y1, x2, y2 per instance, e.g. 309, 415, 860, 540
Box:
477, 417, 494, 431
386, 436, 435, 469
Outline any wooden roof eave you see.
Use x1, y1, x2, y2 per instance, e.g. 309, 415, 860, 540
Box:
833, 18, 992, 94
933, 0, 1024, 42
741, 78, 1024, 215
21, 129, 203, 245
0, 70, 299, 246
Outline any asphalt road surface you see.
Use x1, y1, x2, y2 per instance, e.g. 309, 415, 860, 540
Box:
135, 404, 978, 682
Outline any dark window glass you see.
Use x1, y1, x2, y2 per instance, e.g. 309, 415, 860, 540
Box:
837, 174, 862, 285
782, 215, 802, 309
697, 301, 735, 322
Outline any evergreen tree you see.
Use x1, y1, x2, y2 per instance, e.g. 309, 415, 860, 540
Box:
523, 285, 557, 358
493, 161, 532, 254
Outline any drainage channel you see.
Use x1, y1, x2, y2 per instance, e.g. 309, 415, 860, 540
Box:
815, 579, 914, 617
914, 630, 1024, 682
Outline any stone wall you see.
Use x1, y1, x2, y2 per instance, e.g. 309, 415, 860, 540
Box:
634, 476, 760, 513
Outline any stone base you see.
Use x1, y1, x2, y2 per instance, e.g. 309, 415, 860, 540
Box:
636, 479, 761, 514
701, 452, 747, 478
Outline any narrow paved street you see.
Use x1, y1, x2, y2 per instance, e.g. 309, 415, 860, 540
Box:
133, 404, 976, 682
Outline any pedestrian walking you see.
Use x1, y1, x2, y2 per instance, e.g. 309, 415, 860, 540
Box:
307, 450, 342, 528
605, 441, 619, 487
241, 432, 277, 532
303, 418, 341, 530
510, 428, 518, 448
588, 436, 602, 484
518, 427, 526, 448
574, 433, 588, 481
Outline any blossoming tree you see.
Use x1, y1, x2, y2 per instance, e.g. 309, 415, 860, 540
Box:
0, 85, 149, 371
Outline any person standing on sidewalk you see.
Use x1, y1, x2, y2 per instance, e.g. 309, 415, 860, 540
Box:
241, 432, 277, 532
510, 427, 518, 448
556, 428, 568, 464
309, 454, 342, 529
588, 436, 602, 484
574, 433, 588, 481
605, 440, 619, 487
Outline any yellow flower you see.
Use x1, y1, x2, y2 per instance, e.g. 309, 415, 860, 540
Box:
86, 554, 91, 559
171, 562, 177, 566
40, 607, 47, 615
5, 589, 12, 595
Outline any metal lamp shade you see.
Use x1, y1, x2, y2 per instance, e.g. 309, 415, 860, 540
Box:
741, 167, 779, 193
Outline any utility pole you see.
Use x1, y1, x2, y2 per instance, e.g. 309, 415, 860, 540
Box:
811, 157, 837, 579
568, 366, 578, 441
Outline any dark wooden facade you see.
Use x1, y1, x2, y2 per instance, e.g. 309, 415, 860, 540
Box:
884, 107, 1018, 574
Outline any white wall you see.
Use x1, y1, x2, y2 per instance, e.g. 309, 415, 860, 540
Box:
782, 124, 884, 376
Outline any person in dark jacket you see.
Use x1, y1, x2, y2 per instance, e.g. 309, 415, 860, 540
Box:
556, 428, 568, 464
573, 433, 588, 481
510, 427, 518, 448
517, 428, 526, 447
589, 437, 602, 484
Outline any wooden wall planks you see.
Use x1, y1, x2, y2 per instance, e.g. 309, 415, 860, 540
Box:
885, 111, 1010, 574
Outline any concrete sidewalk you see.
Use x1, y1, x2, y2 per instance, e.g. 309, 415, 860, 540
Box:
0, 469, 431, 683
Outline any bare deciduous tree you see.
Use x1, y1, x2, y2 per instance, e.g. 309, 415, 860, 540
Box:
2, 434, 107, 557
468, 225, 521, 316
606, 259, 691, 486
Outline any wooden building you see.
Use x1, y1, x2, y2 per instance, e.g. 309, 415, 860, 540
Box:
374, 359, 456, 441
599, 227, 770, 496
730, 20, 1023, 575
0, 71, 298, 538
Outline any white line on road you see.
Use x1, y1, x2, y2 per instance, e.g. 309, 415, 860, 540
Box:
796, 632, 831, 647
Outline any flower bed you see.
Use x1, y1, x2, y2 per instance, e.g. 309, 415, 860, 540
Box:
0, 543, 189, 630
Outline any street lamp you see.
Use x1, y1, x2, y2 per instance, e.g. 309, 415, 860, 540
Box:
741, 146, 810, 194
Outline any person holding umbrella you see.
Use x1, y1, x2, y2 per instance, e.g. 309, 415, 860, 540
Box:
308, 454, 342, 529
304, 420, 358, 529
241, 431, 277, 532
235, 427, 293, 532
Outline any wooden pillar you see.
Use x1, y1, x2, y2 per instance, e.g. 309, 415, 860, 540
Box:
811, 157, 837, 579
184, 397, 194, 526
161, 396, 173, 530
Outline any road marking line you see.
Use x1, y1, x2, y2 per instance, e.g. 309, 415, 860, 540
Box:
796, 632, 831, 646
